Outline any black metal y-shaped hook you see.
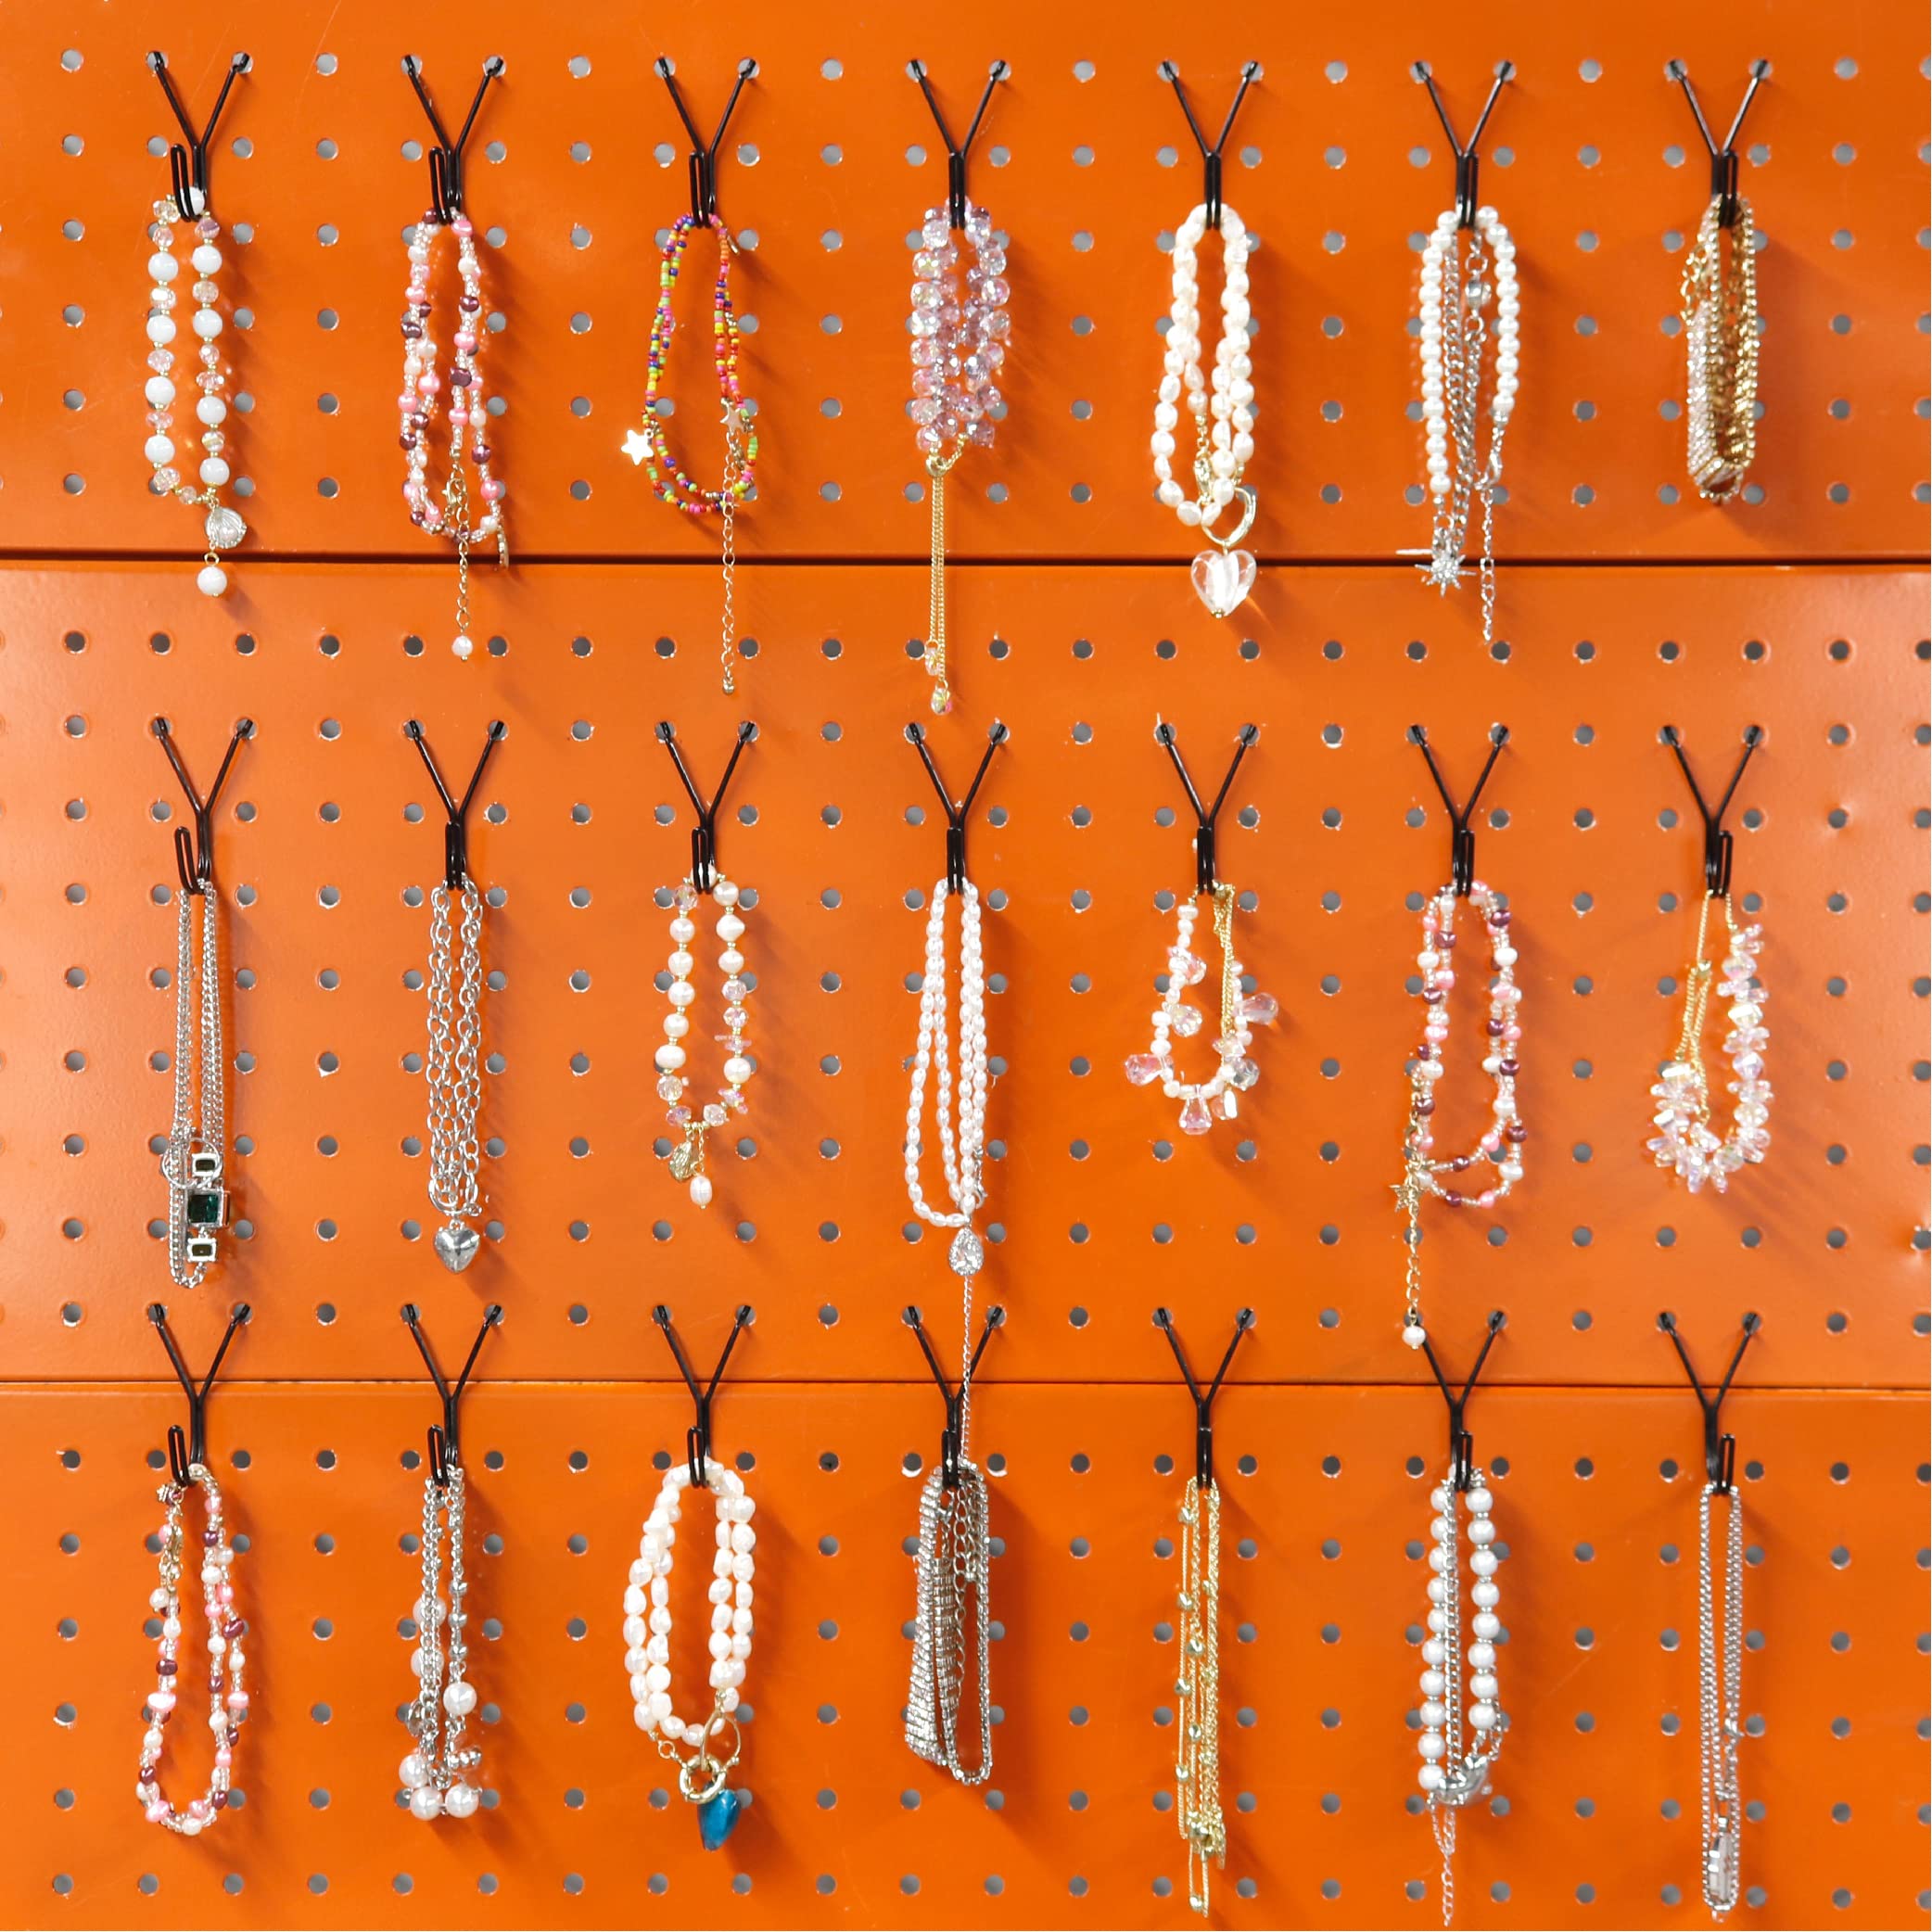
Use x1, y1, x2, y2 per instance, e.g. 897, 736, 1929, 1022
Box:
1153, 1306, 1254, 1488
655, 56, 758, 223
1411, 58, 1515, 228
400, 55, 504, 222
907, 59, 1010, 230
147, 1301, 250, 1485
1665, 58, 1771, 227
1155, 719, 1259, 893
657, 719, 756, 896
1418, 1309, 1506, 1493
906, 718, 1009, 894
405, 718, 504, 891
1659, 1310, 1760, 1493
400, 1302, 502, 1486
146, 50, 250, 218
1660, 724, 1762, 898
1409, 722, 1508, 897
655, 1303, 753, 1488
1156, 59, 1261, 231
904, 1303, 1005, 1488
153, 715, 253, 897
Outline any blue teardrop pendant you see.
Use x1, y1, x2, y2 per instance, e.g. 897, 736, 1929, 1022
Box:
698, 1786, 744, 1849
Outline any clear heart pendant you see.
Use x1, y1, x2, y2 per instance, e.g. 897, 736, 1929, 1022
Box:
1190, 546, 1258, 619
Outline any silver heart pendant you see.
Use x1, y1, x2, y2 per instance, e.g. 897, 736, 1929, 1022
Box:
434, 1220, 480, 1273
1190, 546, 1259, 619
205, 504, 248, 552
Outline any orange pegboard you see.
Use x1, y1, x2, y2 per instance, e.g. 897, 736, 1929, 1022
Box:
0, 563, 1923, 1388
6, 1381, 1925, 1930
0, 2, 1924, 572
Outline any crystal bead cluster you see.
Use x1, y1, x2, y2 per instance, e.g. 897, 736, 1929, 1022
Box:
655, 876, 756, 1209
1153, 202, 1260, 618
909, 201, 1010, 715
1649, 897, 1770, 1193
137, 1462, 248, 1834
143, 198, 246, 596
400, 210, 507, 659
1125, 883, 1278, 1135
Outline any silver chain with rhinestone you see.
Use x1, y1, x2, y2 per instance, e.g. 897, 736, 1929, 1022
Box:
160, 883, 224, 1289
906, 1458, 992, 1786
1698, 1481, 1745, 1919
410, 1460, 479, 1794
426, 882, 484, 1223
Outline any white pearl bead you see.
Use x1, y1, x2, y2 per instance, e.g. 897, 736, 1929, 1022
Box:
191, 244, 222, 275
145, 434, 176, 467
197, 564, 228, 597
197, 396, 228, 426
146, 314, 177, 345
198, 457, 231, 487
408, 1786, 443, 1821
689, 1175, 713, 1209
191, 309, 223, 340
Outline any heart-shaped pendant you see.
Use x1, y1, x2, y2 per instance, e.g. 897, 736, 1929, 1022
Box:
1190, 546, 1258, 619
698, 1786, 744, 1849
434, 1220, 480, 1273
204, 504, 248, 552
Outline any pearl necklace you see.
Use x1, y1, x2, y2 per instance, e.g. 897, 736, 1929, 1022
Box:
137, 1462, 247, 1834
1396, 883, 1525, 1350
1125, 883, 1279, 1135
143, 198, 246, 595
1417, 205, 1518, 647
655, 876, 755, 1209
399, 1454, 484, 1821
627, 1456, 756, 1849
1153, 202, 1258, 620
1416, 1465, 1506, 1926
909, 200, 1011, 717
905, 878, 989, 1278
400, 211, 508, 661
1648, 893, 1770, 1192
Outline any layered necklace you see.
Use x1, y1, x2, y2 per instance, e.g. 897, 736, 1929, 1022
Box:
425, 866, 485, 1271
655, 875, 756, 1209
1153, 202, 1258, 618
399, 1448, 485, 1821
1649, 893, 1771, 1192
1682, 193, 1760, 502
902, 876, 995, 1784
1396, 883, 1525, 1351
1125, 883, 1278, 1135
400, 210, 508, 660
1696, 1473, 1747, 1919
161, 871, 229, 1289
1175, 1471, 1225, 1913
1416, 204, 1519, 646
909, 199, 1010, 716
624, 213, 757, 695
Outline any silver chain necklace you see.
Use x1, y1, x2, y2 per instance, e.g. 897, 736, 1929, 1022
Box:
160, 871, 227, 1288
426, 879, 485, 1270
400, 1455, 485, 1820
1697, 1481, 1746, 1918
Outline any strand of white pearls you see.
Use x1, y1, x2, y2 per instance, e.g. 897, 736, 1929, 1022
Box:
905, 879, 987, 1230
627, 1458, 756, 1746
655, 876, 755, 1208
143, 198, 242, 596
1417, 1467, 1504, 1799
1153, 204, 1254, 530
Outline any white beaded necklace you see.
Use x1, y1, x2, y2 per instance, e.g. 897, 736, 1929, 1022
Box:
655, 876, 755, 1209
627, 1456, 756, 1849
1417, 204, 1518, 646
1153, 202, 1258, 618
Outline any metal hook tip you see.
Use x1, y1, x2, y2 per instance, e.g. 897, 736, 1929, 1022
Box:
989, 58, 1010, 82
651, 1303, 672, 1327
654, 55, 675, 79
1494, 59, 1517, 82
233, 1303, 252, 1323
1410, 60, 1432, 83
986, 1305, 1006, 1326
400, 1302, 421, 1325
733, 1303, 754, 1326
146, 1301, 168, 1324
1236, 1307, 1256, 1329
902, 721, 925, 745
1152, 1306, 1174, 1328
987, 718, 1010, 744
738, 57, 759, 80
483, 1303, 504, 1325
235, 718, 256, 738
1742, 1310, 1762, 1331
483, 56, 505, 78
1657, 1309, 1676, 1331
902, 1305, 922, 1327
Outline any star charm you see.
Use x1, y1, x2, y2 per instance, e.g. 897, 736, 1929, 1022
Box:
620, 428, 652, 466
1417, 551, 1472, 595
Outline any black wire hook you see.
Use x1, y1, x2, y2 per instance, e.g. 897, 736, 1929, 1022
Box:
405, 718, 504, 891
657, 719, 756, 896
1409, 722, 1508, 897
1154, 719, 1259, 893
145, 49, 250, 218
904, 1303, 1005, 1488
654, 1303, 753, 1488
1658, 1309, 1760, 1493
907, 59, 1010, 230
654, 55, 758, 223
1660, 724, 1762, 898
147, 1300, 250, 1485
1153, 1306, 1254, 1488
400, 54, 504, 222
1156, 59, 1261, 232
1418, 1308, 1506, 1493
153, 715, 253, 898
400, 1301, 502, 1486
1665, 58, 1771, 227
906, 718, 1009, 894
1411, 58, 1515, 228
